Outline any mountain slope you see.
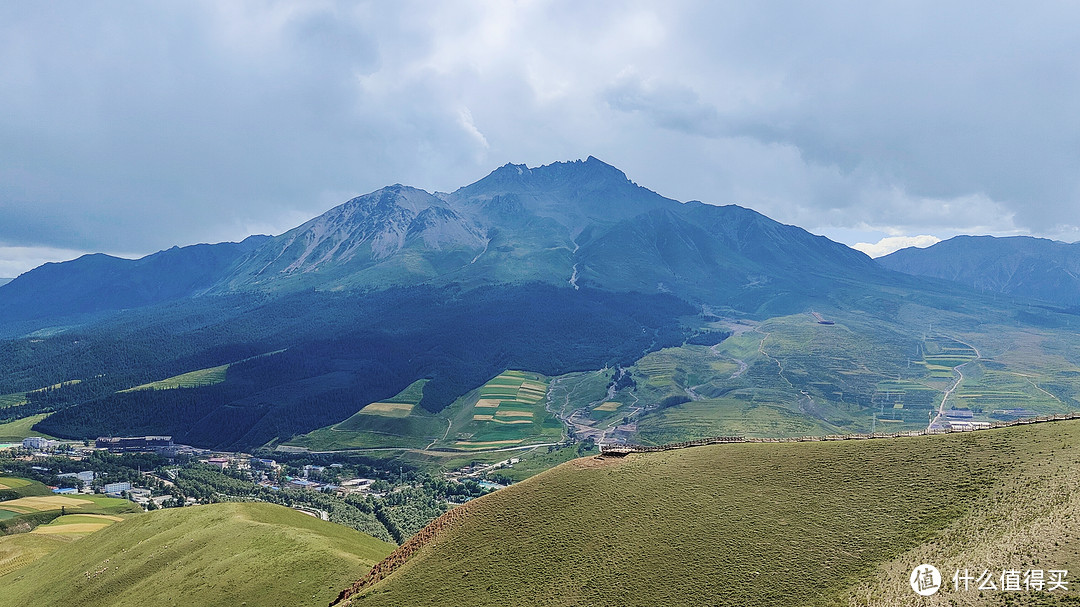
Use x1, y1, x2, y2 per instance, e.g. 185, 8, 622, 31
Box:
0, 502, 394, 607
878, 235, 1080, 308
1, 157, 893, 323
216, 157, 888, 312
338, 421, 1080, 606
0, 236, 269, 323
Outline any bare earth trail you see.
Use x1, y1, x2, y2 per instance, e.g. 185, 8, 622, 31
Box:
425, 419, 452, 451
927, 337, 982, 431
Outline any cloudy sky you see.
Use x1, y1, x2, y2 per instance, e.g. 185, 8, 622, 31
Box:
2, 1, 1078, 276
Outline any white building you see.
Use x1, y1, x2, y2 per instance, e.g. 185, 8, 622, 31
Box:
22, 436, 51, 450
104, 481, 132, 494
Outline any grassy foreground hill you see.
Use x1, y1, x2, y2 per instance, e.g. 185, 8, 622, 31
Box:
341, 421, 1080, 606
0, 502, 394, 607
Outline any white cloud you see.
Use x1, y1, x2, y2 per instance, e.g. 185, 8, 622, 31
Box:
852, 235, 941, 258
2, 1, 1080, 264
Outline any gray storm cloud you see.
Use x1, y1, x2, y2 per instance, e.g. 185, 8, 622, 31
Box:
1, 1, 1078, 274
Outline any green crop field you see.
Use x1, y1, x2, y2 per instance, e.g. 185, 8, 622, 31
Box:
0, 502, 394, 607
344, 420, 1080, 607
441, 371, 562, 449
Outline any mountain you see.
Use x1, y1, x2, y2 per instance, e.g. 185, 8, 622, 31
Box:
334, 420, 1080, 606
878, 235, 1080, 308
0, 279, 11, 287
0, 235, 269, 324
214, 156, 884, 313
0, 156, 888, 321
5, 157, 1080, 454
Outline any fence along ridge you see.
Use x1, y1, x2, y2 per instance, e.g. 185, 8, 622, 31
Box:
598, 412, 1080, 455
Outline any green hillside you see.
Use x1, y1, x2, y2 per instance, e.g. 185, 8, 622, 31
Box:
0, 502, 394, 607
288, 380, 445, 450
341, 420, 1080, 606
119, 363, 229, 392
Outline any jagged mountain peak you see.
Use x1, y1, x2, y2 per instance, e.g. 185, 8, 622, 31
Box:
458, 156, 632, 196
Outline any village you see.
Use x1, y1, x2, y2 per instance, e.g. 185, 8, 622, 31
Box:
1, 434, 499, 529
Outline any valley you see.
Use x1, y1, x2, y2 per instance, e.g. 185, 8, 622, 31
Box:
3, 157, 1080, 605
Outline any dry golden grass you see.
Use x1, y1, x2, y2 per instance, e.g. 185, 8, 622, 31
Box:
358, 402, 414, 418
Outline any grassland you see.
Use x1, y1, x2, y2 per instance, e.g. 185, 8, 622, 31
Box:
346, 420, 1080, 607
120, 364, 229, 392
0, 393, 26, 409
0, 414, 54, 443
0, 533, 68, 578
0, 502, 394, 607
0, 477, 52, 501
287, 380, 447, 450
569, 307, 1080, 446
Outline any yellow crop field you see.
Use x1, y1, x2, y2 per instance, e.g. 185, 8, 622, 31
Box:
491, 419, 532, 425
33, 523, 109, 535
0, 496, 90, 513
472, 415, 494, 421
474, 399, 501, 408
358, 402, 414, 418
594, 401, 621, 412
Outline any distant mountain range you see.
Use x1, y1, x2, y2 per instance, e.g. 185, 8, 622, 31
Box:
0, 235, 269, 323
878, 235, 1080, 308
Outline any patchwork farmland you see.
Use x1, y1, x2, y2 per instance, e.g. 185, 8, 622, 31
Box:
446, 371, 563, 450
287, 380, 446, 450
